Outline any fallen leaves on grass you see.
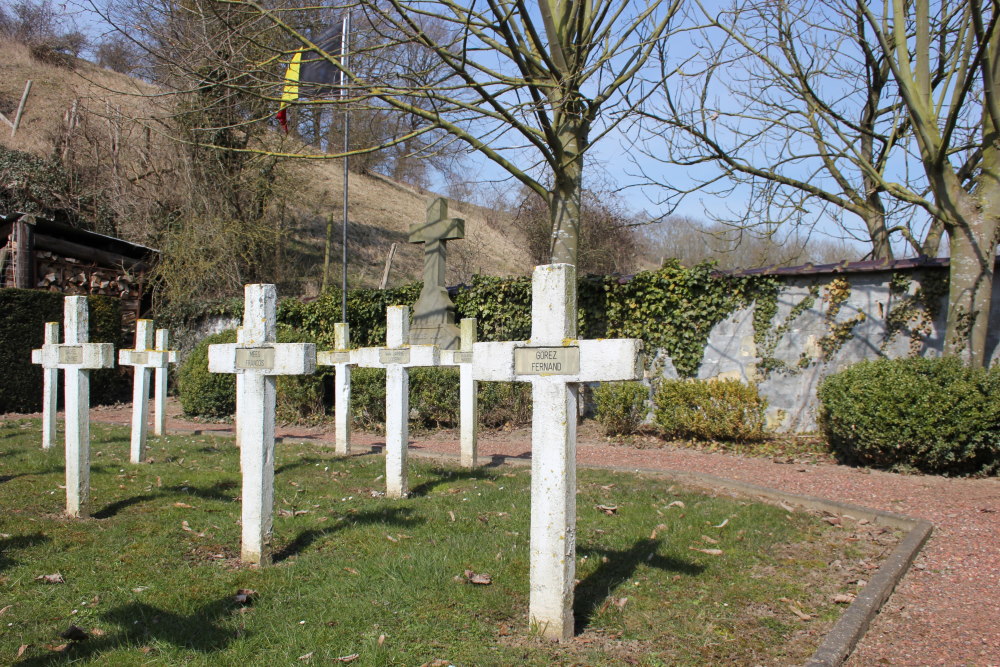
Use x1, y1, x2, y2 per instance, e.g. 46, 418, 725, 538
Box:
35, 573, 65, 584
298, 652, 313, 661
595, 504, 618, 515
335, 654, 359, 663
701, 535, 719, 544
649, 523, 667, 539
463, 570, 493, 585
688, 546, 723, 556
0, 604, 12, 615
666, 500, 685, 509
832, 593, 857, 604
344, 567, 359, 575
712, 518, 730, 529
17, 645, 27, 658
420, 660, 455, 667
779, 598, 813, 620
233, 589, 257, 605
173, 502, 193, 509
181, 521, 205, 537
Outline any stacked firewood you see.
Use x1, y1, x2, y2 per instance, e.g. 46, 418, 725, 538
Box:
34, 251, 140, 299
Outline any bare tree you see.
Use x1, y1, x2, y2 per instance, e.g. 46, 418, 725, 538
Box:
857, 0, 999, 365
100, 0, 679, 267
635, 0, 945, 261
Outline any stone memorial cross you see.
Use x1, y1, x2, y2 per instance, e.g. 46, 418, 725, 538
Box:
119, 320, 178, 463
31, 296, 115, 518
408, 197, 464, 349
441, 318, 479, 467
352, 306, 439, 497
316, 322, 354, 455
30, 321, 60, 450
473, 264, 643, 640
208, 284, 316, 565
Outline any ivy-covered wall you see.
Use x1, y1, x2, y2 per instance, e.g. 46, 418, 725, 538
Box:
0, 288, 129, 413
172, 261, 993, 433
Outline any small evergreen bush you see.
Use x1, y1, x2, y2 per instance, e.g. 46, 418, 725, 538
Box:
177, 330, 237, 418
594, 381, 649, 436
818, 357, 1000, 475
410, 367, 460, 428
177, 327, 326, 422
653, 378, 768, 442
478, 381, 532, 428
350, 367, 386, 431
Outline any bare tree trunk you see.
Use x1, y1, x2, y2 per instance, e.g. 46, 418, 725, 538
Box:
549, 119, 586, 266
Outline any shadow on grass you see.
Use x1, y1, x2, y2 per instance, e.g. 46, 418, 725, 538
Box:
574, 538, 705, 633
0, 532, 51, 572
275, 456, 328, 475
15, 597, 240, 665
272, 507, 424, 563
408, 467, 500, 497
93, 482, 240, 519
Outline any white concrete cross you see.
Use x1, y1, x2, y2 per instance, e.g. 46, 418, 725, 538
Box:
316, 323, 354, 455
119, 320, 178, 463
153, 329, 177, 436
473, 264, 643, 640
30, 297, 115, 518
30, 321, 60, 450
441, 318, 479, 467
351, 306, 440, 498
208, 284, 316, 565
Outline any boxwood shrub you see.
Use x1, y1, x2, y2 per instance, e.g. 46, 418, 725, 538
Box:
652, 378, 768, 442
594, 381, 649, 436
177, 326, 327, 422
818, 357, 1000, 475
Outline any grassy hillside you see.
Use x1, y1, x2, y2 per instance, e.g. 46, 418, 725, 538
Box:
0, 41, 533, 297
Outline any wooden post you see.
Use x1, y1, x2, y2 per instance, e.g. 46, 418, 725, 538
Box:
13, 219, 34, 289
379, 243, 397, 289
11, 80, 32, 138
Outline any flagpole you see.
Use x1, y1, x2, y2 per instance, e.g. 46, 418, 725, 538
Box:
341, 12, 350, 323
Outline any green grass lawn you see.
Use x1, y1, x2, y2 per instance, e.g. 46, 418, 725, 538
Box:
0, 419, 889, 665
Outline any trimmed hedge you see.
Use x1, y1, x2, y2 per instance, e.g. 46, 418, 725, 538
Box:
0, 288, 128, 413
176, 327, 328, 423
652, 378, 768, 442
594, 381, 649, 436
818, 357, 1000, 475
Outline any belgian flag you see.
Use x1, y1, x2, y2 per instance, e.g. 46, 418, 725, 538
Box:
277, 19, 348, 133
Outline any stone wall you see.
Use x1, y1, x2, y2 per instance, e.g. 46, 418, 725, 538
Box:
678, 261, 1000, 432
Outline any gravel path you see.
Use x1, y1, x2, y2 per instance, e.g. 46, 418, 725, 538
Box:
53, 403, 1000, 666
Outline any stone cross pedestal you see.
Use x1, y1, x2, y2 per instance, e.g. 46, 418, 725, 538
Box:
30, 321, 60, 450
153, 329, 177, 436
208, 284, 316, 565
317, 322, 354, 455
408, 197, 464, 349
352, 306, 440, 497
473, 264, 643, 640
31, 297, 115, 518
441, 318, 479, 467
119, 320, 177, 463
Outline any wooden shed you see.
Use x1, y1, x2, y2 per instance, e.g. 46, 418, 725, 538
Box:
0, 212, 158, 328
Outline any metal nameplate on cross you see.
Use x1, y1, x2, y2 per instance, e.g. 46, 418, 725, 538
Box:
208, 284, 317, 565
472, 264, 643, 640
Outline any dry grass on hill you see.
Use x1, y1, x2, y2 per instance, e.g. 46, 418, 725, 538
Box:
0, 41, 534, 294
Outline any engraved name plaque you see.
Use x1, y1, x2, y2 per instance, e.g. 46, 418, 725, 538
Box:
59, 346, 83, 364
379, 348, 411, 365
235, 347, 275, 370
325, 351, 351, 364
454, 351, 473, 364
128, 351, 149, 365
514, 346, 580, 375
